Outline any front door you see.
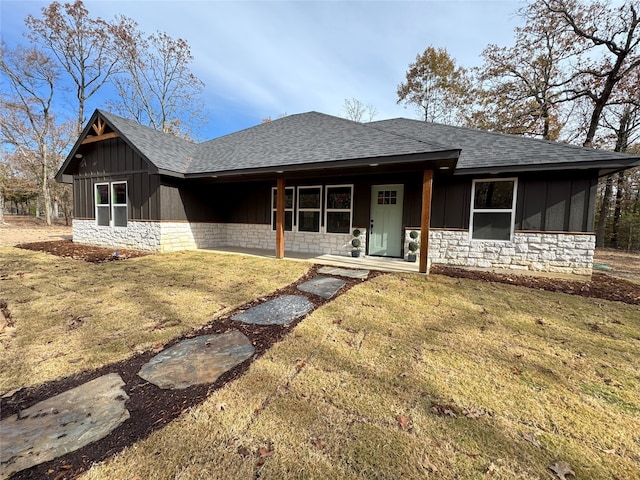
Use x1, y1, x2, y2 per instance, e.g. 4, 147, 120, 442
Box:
369, 184, 404, 257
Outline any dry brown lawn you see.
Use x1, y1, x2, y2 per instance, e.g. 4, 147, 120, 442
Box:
78, 272, 639, 480
2, 222, 639, 479
0, 247, 309, 392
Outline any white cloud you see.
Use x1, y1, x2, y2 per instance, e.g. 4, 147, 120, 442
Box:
1, 0, 524, 137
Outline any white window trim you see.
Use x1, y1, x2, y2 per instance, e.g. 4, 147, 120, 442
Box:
469, 178, 518, 242
111, 181, 128, 228
95, 182, 110, 227
297, 185, 323, 233
325, 184, 354, 234
271, 186, 295, 232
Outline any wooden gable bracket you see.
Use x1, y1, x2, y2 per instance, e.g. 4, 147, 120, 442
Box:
82, 117, 119, 144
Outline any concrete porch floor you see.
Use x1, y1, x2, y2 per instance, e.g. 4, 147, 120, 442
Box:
198, 246, 422, 274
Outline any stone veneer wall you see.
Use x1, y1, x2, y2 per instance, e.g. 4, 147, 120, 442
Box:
424, 229, 595, 275
73, 220, 594, 274
73, 219, 162, 251
73, 219, 359, 256
224, 223, 357, 255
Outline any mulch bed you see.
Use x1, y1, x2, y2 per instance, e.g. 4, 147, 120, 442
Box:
430, 265, 640, 305
3, 241, 639, 479
15, 240, 149, 263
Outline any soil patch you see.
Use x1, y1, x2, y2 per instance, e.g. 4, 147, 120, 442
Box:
15, 240, 149, 263
431, 265, 640, 305
0, 216, 71, 247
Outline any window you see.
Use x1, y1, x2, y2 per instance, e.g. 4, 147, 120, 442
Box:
94, 181, 127, 227
95, 183, 110, 227
325, 185, 353, 234
112, 182, 128, 227
297, 186, 322, 232
377, 190, 397, 205
470, 178, 517, 241
272, 186, 294, 231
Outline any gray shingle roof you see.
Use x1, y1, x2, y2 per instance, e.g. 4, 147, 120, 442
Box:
368, 118, 640, 172
61, 110, 639, 180
98, 110, 197, 173
188, 112, 450, 174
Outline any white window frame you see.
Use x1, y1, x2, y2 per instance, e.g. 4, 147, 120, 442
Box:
297, 185, 322, 233
94, 182, 110, 227
325, 184, 354, 234
111, 181, 128, 228
271, 186, 295, 232
469, 178, 518, 242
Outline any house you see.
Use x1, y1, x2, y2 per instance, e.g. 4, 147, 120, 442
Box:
56, 109, 640, 275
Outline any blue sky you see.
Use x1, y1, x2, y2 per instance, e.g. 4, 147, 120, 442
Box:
1, 0, 524, 140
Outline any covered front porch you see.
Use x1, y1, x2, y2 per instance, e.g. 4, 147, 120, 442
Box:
199, 246, 422, 274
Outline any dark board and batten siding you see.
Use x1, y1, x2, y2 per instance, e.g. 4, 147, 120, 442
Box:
73, 138, 160, 220
515, 175, 597, 233
161, 171, 598, 235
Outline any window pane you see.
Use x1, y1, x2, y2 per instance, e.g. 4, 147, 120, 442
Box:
113, 183, 126, 204
272, 211, 293, 231
327, 187, 351, 210
97, 206, 110, 226
96, 185, 109, 205
474, 181, 513, 209
113, 205, 127, 227
272, 189, 294, 209
472, 212, 512, 240
299, 188, 321, 209
298, 211, 320, 232
326, 212, 350, 233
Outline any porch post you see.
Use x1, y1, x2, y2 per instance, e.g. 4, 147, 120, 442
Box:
276, 177, 285, 259
419, 169, 433, 274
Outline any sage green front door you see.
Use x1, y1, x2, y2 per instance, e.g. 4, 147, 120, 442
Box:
369, 184, 404, 257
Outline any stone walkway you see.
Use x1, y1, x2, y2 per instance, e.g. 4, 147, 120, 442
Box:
0, 267, 369, 479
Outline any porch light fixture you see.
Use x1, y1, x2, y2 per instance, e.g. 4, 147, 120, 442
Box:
75, 153, 83, 159
439, 165, 450, 170
276, 170, 283, 174
369, 163, 379, 167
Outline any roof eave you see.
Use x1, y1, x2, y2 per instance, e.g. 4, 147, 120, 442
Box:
185, 150, 461, 179
455, 158, 640, 176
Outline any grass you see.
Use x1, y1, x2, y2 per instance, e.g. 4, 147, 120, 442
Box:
78, 271, 640, 479
0, 247, 309, 392
2, 249, 639, 479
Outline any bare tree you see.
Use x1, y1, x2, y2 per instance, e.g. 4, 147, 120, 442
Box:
397, 46, 471, 124
110, 18, 205, 138
342, 98, 377, 123
25, 0, 120, 134
532, 0, 640, 147
0, 45, 71, 225
471, 10, 582, 140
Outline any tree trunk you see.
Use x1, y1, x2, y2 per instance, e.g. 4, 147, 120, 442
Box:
610, 171, 625, 248
0, 191, 5, 224
596, 175, 613, 247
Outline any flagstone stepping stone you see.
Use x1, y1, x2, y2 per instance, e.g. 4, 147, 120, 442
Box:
297, 276, 346, 299
318, 266, 370, 279
138, 330, 254, 390
0, 373, 129, 479
231, 295, 313, 325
